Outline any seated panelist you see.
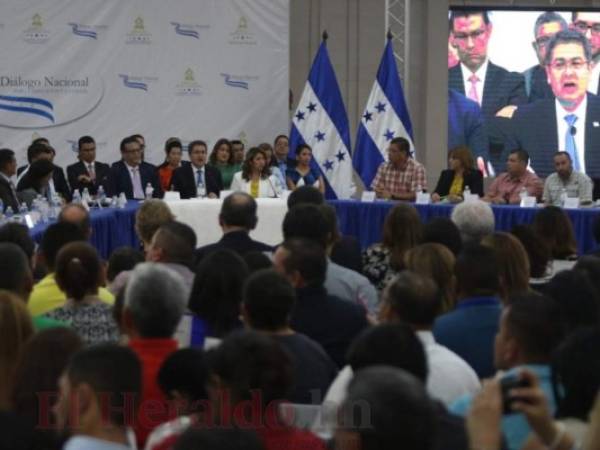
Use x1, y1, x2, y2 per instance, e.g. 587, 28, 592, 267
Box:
431, 146, 484, 203
231, 147, 282, 198
171, 140, 222, 199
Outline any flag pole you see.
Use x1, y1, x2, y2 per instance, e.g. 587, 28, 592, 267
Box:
322, 30, 328, 41
387, 29, 393, 40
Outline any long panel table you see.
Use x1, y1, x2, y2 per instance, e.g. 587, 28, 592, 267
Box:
330, 200, 600, 254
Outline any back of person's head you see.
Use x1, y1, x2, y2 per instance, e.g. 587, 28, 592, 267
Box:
124, 263, 187, 338
58, 203, 91, 238
106, 247, 144, 283
455, 243, 499, 298
592, 215, 600, 245
286, 185, 324, 209
157, 348, 208, 414
347, 324, 428, 382
532, 206, 577, 259
0, 243, 33, 300
404, 243, 456, 313
40, 222, 86, 271
339, 366, 435, 450
0, 148, 15, 173
207, 330, 293, 409
189, 250, 249, 338
422, 217, 462, 256
511, 224, 551, 279
382, 271, 442, 329
135, 199, 174, 245
27, 158, 54, 183
175, 428, 265, 450
151, 221, 196, 266
501, 292, 564, 365
279, 238, 327, 287
242, 251, 273, 274
26, 142, 51, 163
319, 204, 341, 246
451, 200, 495, 244
382, 204, 422, 270
574, 256, 600, 298
542, 269, 600, 333
481, 232, 531, 303
65, 344, 141, 427
54, 242, 102, 302
552, 327, 600, 421
0, 223, 35, 266
219, 192, 258, 230
282, 204, 329, 248
11, 328, 82, 425
243, 269, 296, 331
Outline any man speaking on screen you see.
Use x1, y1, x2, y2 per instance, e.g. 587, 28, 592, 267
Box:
448, 10, 527, 171
506, 30, 600, 180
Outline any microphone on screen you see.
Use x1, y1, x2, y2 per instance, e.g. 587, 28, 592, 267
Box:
570, 126, 577, 136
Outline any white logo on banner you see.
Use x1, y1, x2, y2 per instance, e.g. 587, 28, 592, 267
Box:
118, 74, 158, 92
229, 16, 256, 45
220, 73, 258, 90
68, 23, 108, 40
126, 17, 151, 44
170, 22, 209, 39
175, 68, 202, 96
23, 14, 50, 43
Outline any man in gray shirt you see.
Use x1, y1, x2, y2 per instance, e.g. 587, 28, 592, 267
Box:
543, 151, 593, 206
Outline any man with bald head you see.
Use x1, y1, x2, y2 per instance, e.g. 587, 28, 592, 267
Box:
193, 192, 273, 264
58, 203, 92, 239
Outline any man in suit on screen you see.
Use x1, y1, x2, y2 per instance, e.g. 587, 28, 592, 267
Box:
506, 30, 600, 180
448, 10, 527, 170
572, 11, 600, 96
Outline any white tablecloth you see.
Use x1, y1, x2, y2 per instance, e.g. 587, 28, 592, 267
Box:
165, 198, 287, 247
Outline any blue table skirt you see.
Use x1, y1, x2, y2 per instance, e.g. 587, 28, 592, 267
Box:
30, 201, 140, 260
329, 200, 600, 255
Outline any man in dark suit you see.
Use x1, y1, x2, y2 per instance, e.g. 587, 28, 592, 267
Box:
66, 136, 110, 196
107, 136, 162, 200
448, 10, 527, 169
447, 89, 489, 164
194, 192, 272, 264
572, 11, 600, 96
0, 149, 20, 212
171, 140, 222, 199
507, 30, 600, 179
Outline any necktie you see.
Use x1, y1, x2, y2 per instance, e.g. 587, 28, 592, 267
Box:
196, 168, 204, 187
132, 167, 144, 199
87, 163, 95, 181
564, 114, 581, 172
467, 74, 480, 105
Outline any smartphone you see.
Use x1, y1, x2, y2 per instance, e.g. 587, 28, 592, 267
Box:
500, 375, 531, 414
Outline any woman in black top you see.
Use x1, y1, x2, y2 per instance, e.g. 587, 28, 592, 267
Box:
431, 146, 483, 203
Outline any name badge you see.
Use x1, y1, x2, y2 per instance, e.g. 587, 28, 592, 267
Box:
416, 192, 430, 205
361, 191, 376, 202
563, 197, 580, 209
519, 196, 536, 208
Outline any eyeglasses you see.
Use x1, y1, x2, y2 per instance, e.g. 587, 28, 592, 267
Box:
574, 21, 600, 35
123, 148, 141, 154
535, 36, 553, 47
453, 29, 487, 43
549, 58, 589, 71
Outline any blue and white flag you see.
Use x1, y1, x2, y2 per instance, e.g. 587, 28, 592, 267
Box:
353, 38, 414, 188
290, 40, 355, 199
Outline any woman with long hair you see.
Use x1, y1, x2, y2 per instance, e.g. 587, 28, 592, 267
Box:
431, 146, 484, 202
286, 144, 325, 194
208, 138, 236, 189
230, 147, 282, 198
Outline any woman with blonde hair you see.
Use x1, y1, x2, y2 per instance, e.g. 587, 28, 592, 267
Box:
363, 203, 423, 292
0, 291, 34, 409
134, 199, 174, 249
431, 146, 484, 203
404, 243, 456, 313
481, 231, 531, 303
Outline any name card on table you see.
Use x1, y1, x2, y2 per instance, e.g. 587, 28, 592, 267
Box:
164, 191, 181, 201
361, 191, 376, 202
463, 193, 479, 203
416, 192, 431, 205
519, 196, 536, 208
563, 197, 580, 209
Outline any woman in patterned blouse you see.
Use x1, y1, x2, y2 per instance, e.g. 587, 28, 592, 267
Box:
44, 242, 119, 345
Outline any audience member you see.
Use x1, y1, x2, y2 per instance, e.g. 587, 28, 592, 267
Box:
106, 246, 144, 294
206, 330, 326, 450
194, 192, 273, 264
28, 222, 113, 317
187, 249, 249, 347
122, 263, 187, 446
58, 202, 92, 239
16, 141, 52, 181
433, 243, 502, 378
145, 348, 210, 450
243, 250, 274, 273
9, 328, 82, 450
16, 159, 55, 207
273, 238, 367, 367
451, 292, 565, 450
134, 199, 174, 249
171, 139, 222, 199
208, 138, 236, 189
533, 206, 578, 262
66, 135, 110, 196
0, 223, 35, 269
285, 144, 325, 194
422, 216, 463, 255
174, 429, 265, 450
363, 203, 422, 292
0, 148, 20, 211
481, 232, 531, 303
242, 269, 337, 404
450, 199, 495, 244
511, 224, 552, 285
54, 344, 141, 449
381, 272, 480, 404
483, 149, 543, 204
404, 243, 457, 313
283, 204, 377, 314
370, 136, 427, 201
45, 242, 119, 345
0, 291, 34, 410
574, 255, 600, 297
157, 139, 185, 192
431, 146, 484, 202
336, 367, 437, 450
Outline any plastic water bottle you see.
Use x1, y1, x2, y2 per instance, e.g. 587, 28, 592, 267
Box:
82, 187, 91, 204
463, 185, 471, 200
118, 192, 127, 209
416, 184, 423, 194
560, 187, 568, 207
145, 183, 154, 200
4, 206, 13, 222
97, 185, 106, 205
72, 189, 82, 204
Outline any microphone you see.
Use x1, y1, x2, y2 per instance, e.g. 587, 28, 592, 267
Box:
570, 126, 577, 136
267, 176, 280, 198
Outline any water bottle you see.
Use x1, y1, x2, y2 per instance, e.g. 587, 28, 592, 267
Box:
416, 184, 423, 194
4, 206, 13, 222
0, 199, 4, 216
82, 187, 91, 204
97, 185, 106, 205
145, 183, 154, 200
519, 187, 527, 200
118, 192, 127, 209
560, 187, 568, 207
463, 185, 471, 200
72, 189, 82, 204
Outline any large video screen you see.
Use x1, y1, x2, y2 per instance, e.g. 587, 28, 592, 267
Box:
447, 9, 600, 179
